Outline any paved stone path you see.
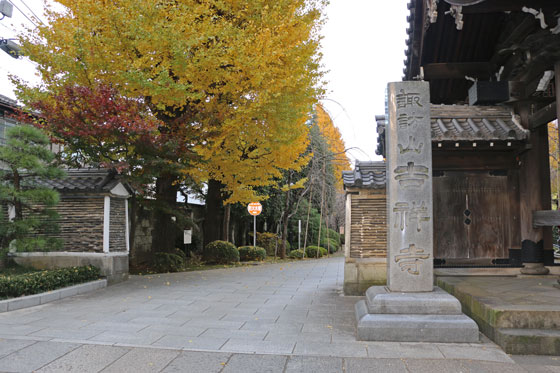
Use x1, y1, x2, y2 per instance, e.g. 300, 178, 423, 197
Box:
0, 257, 558, 372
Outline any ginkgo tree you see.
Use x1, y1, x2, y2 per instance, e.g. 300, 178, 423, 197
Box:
14, 0, 326, 253
315, 103, 351, 189
252, 105, 349, 257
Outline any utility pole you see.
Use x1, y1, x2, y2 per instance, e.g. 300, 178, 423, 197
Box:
0, 1, 21, 59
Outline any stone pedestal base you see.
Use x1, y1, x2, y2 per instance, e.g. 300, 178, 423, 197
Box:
355, 286, 479, 342
520, 263, 550, 275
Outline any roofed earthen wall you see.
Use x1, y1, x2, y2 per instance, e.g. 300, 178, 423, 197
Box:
350, 192, 387, 258
56, 196, 104, 252
109, 197, 127, 252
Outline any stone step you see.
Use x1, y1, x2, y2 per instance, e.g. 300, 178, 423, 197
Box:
496, 328, 560, 355
437, 278, 560, 330
355, 300, 479, 342
366, 286, 463, 315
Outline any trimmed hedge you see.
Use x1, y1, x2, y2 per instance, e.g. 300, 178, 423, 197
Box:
238, 246, 266, 262
204, 240, 239, 264
0, 265, 100, 299
288, 249, 305, 259
305, 246, 325, 258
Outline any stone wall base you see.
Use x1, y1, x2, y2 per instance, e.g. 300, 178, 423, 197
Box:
344, 258, 387, 296
11, 252, 129, 284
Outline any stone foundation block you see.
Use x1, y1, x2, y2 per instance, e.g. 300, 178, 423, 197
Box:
344, 259, 386, 296
11, 252, 129, 284
355, 299, 479, 342
366, 286, 462, 315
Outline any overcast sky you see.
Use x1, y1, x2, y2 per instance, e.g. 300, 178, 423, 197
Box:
0, 0, 409, 164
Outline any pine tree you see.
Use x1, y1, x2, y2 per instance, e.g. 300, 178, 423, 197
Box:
0, 125, 65, 252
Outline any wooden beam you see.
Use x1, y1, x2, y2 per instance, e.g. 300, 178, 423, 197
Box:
529, 102, 557, 130
461, 0, 560, 14
533, 210, 560, 227
423, 62, 495, 80
432, 150, 517, 170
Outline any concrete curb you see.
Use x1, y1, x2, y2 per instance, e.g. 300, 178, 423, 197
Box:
0, 279, 107, 313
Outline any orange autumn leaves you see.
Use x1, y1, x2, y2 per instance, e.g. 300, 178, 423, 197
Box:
315, 104, 351, 190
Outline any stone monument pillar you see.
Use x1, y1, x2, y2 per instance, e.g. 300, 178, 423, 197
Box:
355, 81, 479, 343
386, 81, 433, 292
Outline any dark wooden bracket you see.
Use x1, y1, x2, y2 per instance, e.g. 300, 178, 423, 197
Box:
529, 102, 557, 130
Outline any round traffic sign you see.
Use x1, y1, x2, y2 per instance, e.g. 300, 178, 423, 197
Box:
247, 202, 262, 216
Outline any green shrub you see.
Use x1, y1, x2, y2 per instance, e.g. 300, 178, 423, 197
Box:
172, 248, 188, 261
0, 265, 100, 299
154, 252, 185, 272
305, 246, 326, 258
288, 249, 305, 259
204, 240, 239, 264
255, 232, 279, 256
321, 237, 340, 253
238, 246, 266, 261
319, 247, 328, 256
328, 229, 341, 243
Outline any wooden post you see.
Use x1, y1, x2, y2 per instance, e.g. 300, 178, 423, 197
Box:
518, 99, 552, 274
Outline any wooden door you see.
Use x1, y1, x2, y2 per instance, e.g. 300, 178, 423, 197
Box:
433, 170, 520, 260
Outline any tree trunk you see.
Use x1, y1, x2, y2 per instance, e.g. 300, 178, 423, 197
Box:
204, 179, 224, 246
128, 196, 138, 265
222, 204, 231, 242
303, 184, 313, 256
279, 174, 292, 259
12, 168, 22, 220
281, 213, 289, 259
151, 174, 179, 253
241, 219, 248, 246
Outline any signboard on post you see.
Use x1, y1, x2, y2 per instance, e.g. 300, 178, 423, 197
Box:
183, 229, 192, 245
248, 202, 262, 247
247, 202, 262, 216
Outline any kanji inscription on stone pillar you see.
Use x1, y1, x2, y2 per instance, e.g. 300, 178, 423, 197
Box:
386, 81, 433, 292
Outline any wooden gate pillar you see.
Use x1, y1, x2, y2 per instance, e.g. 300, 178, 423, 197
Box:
518, 100, 552, 274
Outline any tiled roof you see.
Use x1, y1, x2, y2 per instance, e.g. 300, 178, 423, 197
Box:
375, 105, 529, 158
27, 168, 128, 193
0, 94, 17, 109
431, 105, 528, 142
343, 161, 386, 189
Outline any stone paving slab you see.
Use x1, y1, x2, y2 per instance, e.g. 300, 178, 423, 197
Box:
0, 338, 555, 372
0, 257, 550, 372
100, 347, 180, 373
0, 341, 80, 372
37, 344, 130, 373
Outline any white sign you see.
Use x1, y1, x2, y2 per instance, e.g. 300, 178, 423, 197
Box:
183, 229, 192, 244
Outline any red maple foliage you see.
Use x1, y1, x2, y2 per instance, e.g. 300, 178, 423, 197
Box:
22, 85, 160, 170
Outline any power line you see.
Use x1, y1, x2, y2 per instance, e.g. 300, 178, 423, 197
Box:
7, 0, 38, 28
0, 22, 17, 34
15, 0, 45, 26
